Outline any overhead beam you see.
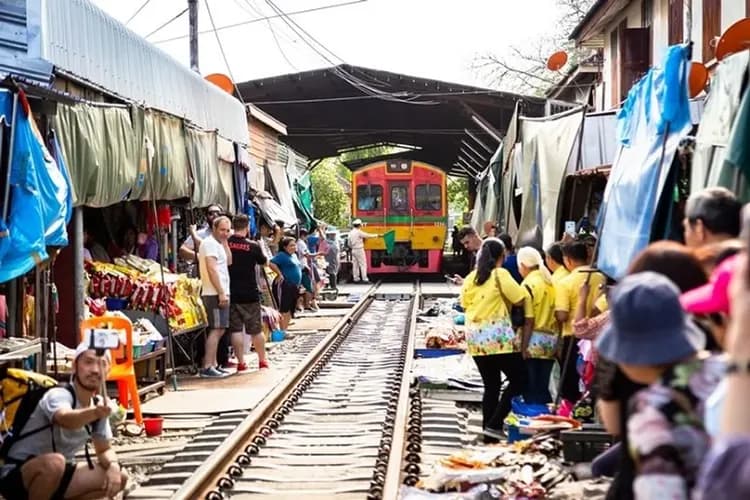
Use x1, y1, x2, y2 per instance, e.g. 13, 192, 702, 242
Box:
453, 163, 475, 177
464, 129, 494, 154
460, 147, 487, 169
460, 140, 490, 162
458, 160, 481, 179
460, 102, 503, 143
457, 157, 482, 175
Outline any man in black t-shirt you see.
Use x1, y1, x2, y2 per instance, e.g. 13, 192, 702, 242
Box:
227, 214, 269, 371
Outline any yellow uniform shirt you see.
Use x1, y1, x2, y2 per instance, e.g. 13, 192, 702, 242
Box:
460, 267, 527, 325
522, 270, 559, 334
555, 266, 607, 337
551, 266, 570, 285
594, 294, 609, 313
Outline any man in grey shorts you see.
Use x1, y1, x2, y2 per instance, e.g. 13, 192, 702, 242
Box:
0, 341, 127, 500
198, 215, 233, 378
228, 214, 269, 371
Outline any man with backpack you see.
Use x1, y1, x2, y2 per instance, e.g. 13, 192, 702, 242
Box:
0, 340, 127, 500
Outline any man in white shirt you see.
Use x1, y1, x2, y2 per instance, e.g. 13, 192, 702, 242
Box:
198, 216, 233, 378
348, 219, 380, 283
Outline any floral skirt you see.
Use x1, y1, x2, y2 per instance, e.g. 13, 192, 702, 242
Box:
466, 317, 518, 356
527, 331, 559, 360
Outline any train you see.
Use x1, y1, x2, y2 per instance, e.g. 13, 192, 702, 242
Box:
351, 159, 448, 274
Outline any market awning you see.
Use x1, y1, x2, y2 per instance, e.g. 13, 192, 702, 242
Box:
237, 65, 546, 176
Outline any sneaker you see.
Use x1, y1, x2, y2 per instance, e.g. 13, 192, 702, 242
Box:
216, 366, 231, 375
259, 360, 270, 369
236, 362, 248, 372
483, 427, 507, 440
200, 367, 225, 378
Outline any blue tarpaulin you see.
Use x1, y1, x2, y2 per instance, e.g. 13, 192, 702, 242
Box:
597, 45, 693, 279
0, 90, 72, 283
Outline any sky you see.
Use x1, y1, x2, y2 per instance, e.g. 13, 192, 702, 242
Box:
91, 0, 562, 88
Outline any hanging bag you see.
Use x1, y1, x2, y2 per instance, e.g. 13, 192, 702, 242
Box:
494, 271, 528, 329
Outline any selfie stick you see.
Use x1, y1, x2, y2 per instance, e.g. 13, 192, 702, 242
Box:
87, 330, 109, 405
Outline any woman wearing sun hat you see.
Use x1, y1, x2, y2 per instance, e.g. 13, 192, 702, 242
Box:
596, 272, 723, 499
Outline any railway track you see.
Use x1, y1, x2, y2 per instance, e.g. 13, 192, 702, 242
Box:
150, 281, 422, 500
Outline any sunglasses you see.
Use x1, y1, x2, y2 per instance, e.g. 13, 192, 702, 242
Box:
208, 210, 221, 216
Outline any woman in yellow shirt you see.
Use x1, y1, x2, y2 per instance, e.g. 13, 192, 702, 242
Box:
518, 247, 559, 405
546, 242, 570, 284
460, 238, 529, 438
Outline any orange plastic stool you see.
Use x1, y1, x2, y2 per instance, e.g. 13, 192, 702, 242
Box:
79, 316, 143, 425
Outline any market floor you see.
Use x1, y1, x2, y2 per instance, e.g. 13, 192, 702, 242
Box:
141, 366, 288, 414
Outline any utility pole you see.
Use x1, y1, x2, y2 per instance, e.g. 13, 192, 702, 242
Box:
188, 0, 199, 72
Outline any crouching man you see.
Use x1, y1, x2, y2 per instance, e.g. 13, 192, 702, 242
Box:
0, 341, 127, 500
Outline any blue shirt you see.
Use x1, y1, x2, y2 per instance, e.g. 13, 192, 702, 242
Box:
503, 254, 523, 283
271, 251, 303, 285
307, 235, 320, 253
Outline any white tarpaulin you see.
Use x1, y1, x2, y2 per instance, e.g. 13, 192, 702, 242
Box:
267, 160, 297, 222
691, 50, 749, 194
517, 109, 584, 245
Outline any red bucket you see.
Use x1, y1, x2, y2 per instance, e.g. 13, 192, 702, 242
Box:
143, 416, 164, 437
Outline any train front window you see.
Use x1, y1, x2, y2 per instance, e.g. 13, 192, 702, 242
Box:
415, 184, 442, 211
390, 185, 409, 212
357, 185, 383, 211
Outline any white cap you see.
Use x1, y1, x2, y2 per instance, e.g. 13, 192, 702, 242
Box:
352, 219, 362, 226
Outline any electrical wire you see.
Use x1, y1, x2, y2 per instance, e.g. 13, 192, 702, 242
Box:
243, 0, 299, 70
263, 0, 439, 105
143, 8, 189, 39
153, 1, 366, 44
203, 0, 247, 106
125, 0, 151, 26
250, 89, 527, 105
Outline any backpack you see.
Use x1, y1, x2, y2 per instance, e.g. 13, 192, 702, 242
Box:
0, 368, 99, 466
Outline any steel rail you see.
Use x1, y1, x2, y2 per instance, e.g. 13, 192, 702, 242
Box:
172, 282, 381, 500
382, 280, 420, 498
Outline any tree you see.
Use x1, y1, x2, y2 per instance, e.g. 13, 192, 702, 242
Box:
447, 177, 469, 215
474, 0, 596, 95
311, 159, 350, 228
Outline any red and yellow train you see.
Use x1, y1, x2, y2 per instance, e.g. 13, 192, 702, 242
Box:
351, 159, 447, 274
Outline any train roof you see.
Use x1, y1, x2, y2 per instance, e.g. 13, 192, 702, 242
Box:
237, 65, 545, 178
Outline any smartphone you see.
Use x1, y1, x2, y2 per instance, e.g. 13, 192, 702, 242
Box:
564, 221, 576, 237
88, 329, 121, 350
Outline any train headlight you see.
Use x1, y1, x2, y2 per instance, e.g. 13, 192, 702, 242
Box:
432, 236, 439, 242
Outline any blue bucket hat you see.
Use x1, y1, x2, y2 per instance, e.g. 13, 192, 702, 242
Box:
596, 271, 705, 366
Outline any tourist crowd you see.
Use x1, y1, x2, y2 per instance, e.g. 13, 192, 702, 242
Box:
455, 186, 750, 498
179, 204, 341, 379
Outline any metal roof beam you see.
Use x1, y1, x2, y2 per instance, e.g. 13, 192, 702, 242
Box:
460, 102, 504, 143
460, 140, 490, 162
460, 147, 487, 169
463, 129, 494, 154
457, 158, 481, 176
453, 163, 475, 177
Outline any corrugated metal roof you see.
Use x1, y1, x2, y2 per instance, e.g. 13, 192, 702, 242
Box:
35, 0, 248, 144
0, 0, 53, 84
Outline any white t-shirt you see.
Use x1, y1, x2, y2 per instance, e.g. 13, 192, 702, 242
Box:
198, 235, 230, 297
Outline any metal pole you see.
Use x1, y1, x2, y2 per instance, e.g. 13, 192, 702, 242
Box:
73, 207, 85, 336
188, 0, 199, 73
6, 279, 17, 337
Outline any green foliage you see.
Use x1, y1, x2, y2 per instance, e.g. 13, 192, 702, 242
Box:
447, 177, 469, 214
310, 159, 350, 228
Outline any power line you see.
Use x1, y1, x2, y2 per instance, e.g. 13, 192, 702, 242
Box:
153, 1, 366, 44
125, 0, 151, 26
243, 0, 299, 70
144, 8, 189, 39
263, 0, 438, 105
249, 89, 519, 105
203, 0, 246, 106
